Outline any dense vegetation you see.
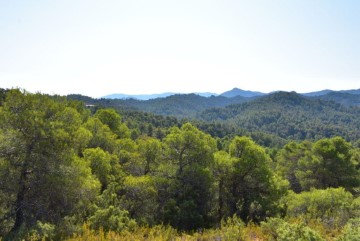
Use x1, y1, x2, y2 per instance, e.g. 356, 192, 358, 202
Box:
200, 92, 360, 142
0, 89, 359, 240
313, 92, 360, 107
69, 93, 250, 118
68, 91, 360, 144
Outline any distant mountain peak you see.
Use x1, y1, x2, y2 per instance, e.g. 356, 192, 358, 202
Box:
220, 88, 265, 98
265, 91, 306, 103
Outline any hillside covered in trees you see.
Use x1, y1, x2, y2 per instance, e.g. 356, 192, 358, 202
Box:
69, 93, 251, 118
199, 91, 360, 141
68, 90, 360, 144
0, 88, 359, 240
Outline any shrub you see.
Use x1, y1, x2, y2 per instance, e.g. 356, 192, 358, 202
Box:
261, 217, 324, 241
285, 188, 353, 228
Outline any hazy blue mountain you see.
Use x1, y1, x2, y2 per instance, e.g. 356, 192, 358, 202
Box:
103, 92, 218, 100
313, 92, 360, 106
301, 89, 333, 96
194, 92, 218, 97
301, 89, 360, 97
102, 88, 360, 100
72, 88, 360, 115
339, 89, 360, 95
220, 88, 265, 98
114, 94, 248, 118
102, 92, 176, 100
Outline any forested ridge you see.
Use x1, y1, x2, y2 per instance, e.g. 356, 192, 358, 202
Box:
313, 92, 360, 107
69, 93, 250, 118
0, 89, 359, 240
199, 91, 360, 142
68, 90, 360, 143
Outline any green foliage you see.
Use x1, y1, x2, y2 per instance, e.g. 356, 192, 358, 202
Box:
88, 206, 136, 233
214, 151, 236, 220
121, 175, 158, 225
1, 89, 359, 240
284, 188, 355, 228
68, 91, 360, 143
66, 224, 179, 241
317, 92, 360, 107
161, 123, 217, 230
116, 138, 143, 175
94, 108, 132, 138
0, 88, 7, 105
227, 136, 288, 222
83, 148, 115, 190
337, 218, 360, 241
200, 92, 360, 142
137, 137, 162, 175
276, 137, 360, 193
84, 117, 117, 152
275, 141, 312, 193
0, 90, 101, 240
28, 221, 56, 240
164, 123, 217, 170
216, 215, 247, 240
95, 109, 122, 132
98, 93, 248, 118
311, 137, 360, 191
262, 217, 325, 241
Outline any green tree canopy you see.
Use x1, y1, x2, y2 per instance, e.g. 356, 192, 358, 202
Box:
0, 90, 100, 239
227, 136, 288, 222
161, 123, 217, 230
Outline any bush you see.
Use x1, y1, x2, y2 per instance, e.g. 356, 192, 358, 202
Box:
261, 217, 324, 241
88, 206, 136, 233
285, 188, 354, 228
336, 218, 360, 241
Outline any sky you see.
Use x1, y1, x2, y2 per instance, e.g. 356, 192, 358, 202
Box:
0, 0, 359, 98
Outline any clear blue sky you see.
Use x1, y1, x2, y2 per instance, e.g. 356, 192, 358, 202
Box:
1, 0, 359, 97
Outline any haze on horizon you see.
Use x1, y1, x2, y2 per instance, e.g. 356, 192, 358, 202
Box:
1, 0, 359, 98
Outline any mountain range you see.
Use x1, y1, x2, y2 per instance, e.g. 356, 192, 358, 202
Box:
67, 87, 360, 143
72, 88, 360, 118
220, 88, 265, 98
103, 91, 218, 100
102, 87, 360, 100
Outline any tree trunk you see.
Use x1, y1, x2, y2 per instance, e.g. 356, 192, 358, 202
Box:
218, 179, 224, 221
7, 169, 27, 239
239, 197, 250, 223
7, 143, 33, 238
